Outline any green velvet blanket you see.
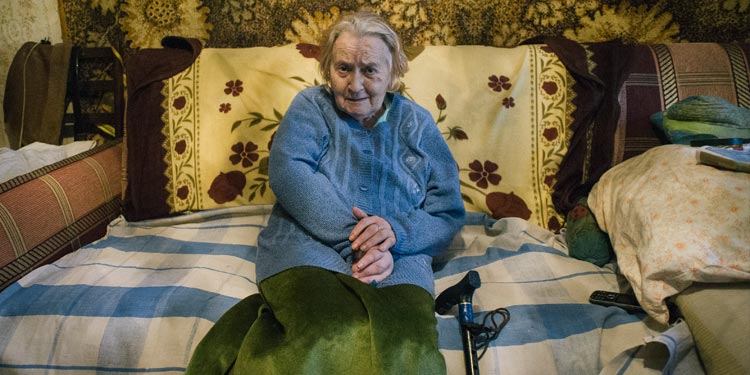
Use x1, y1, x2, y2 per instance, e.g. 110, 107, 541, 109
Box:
186, 266, 446, 374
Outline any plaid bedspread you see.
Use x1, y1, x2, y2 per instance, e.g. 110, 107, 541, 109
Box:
0, 206, 701, 374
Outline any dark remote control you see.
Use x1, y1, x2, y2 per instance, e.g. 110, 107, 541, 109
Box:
589, 290, 645, 313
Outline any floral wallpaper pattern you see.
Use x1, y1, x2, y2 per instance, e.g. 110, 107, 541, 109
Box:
60, 0, 749, 57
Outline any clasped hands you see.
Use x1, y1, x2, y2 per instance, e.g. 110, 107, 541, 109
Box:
349, 207, 395, 284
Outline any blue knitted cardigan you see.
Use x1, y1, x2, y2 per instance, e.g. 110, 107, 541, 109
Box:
256, 86, 465, 294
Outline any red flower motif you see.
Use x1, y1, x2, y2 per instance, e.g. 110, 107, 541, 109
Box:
547, 216, 562, 232
468, 160, 501, 189
173, 96, 186, 109
224, 80, 244, 96
296, 43, 321, 60
503, 97, 515, 108
486, 191, 531, 220
435, 94, 447, 110
543, 127, 558, 141
488, 75, 511, 92
229, 142, 259, 168
177, 185, 189, 200
174, 139, 187, 154
208, 171, 246, 204
542, 81, 558, 95
219, 103, 232, 113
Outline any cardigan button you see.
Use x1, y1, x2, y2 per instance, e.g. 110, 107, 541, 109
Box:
359, 185, 369, 191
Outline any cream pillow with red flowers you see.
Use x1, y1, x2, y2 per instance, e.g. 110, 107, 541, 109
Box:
402, 45, 574, 230
156, 45, 318, 214
134, 43, 573, 228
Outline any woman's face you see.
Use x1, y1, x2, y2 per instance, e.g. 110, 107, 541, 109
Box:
329, 31, 392, 128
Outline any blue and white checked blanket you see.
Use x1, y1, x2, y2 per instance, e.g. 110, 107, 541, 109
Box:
0, 206, 701, 374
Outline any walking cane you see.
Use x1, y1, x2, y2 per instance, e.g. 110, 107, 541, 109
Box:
435, 271, 482, 375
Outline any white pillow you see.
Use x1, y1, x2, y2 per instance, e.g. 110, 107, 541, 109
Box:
0, 141, 96, 183
588, 144, 750, 324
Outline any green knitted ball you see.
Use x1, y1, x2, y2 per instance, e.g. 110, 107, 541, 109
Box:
565, 198, 613, 267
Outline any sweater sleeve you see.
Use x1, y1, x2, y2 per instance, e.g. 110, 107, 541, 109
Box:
386, 112, 466, 257
268, 91, 356, 249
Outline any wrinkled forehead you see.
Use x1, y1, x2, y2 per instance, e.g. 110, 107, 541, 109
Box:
332, 32, 392, 67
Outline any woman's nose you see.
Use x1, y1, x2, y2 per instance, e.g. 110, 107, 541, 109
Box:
349, 71, 364, 92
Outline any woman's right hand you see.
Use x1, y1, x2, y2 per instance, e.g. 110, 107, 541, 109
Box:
352, 246, 394, 284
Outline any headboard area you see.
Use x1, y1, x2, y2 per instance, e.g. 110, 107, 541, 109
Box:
56, 1, 748, 226
121, 36, 749, 232
123, 38, 578, 230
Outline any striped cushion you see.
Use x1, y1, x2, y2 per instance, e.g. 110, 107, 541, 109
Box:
553, 42, 749, 214
615, 43, 750, 164
0, 141, 122, 290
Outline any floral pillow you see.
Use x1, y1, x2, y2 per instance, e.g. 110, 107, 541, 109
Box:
588, 144, 750, 324
402, 45, 573, 230
126, 43, 573, 229
123, 44, 318, 221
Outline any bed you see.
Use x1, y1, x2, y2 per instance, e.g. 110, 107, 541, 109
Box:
0, 205, 703, 374
1, 38, 748, 374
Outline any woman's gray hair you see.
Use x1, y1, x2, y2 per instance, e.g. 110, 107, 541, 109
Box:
318, 11, 408, 92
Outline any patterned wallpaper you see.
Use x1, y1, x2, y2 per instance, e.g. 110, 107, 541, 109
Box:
2, 0, 747, 147
61, 0, 749, 57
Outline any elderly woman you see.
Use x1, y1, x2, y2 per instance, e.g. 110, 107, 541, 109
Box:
256, 11, 465, 294
187, 11, 464, 375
